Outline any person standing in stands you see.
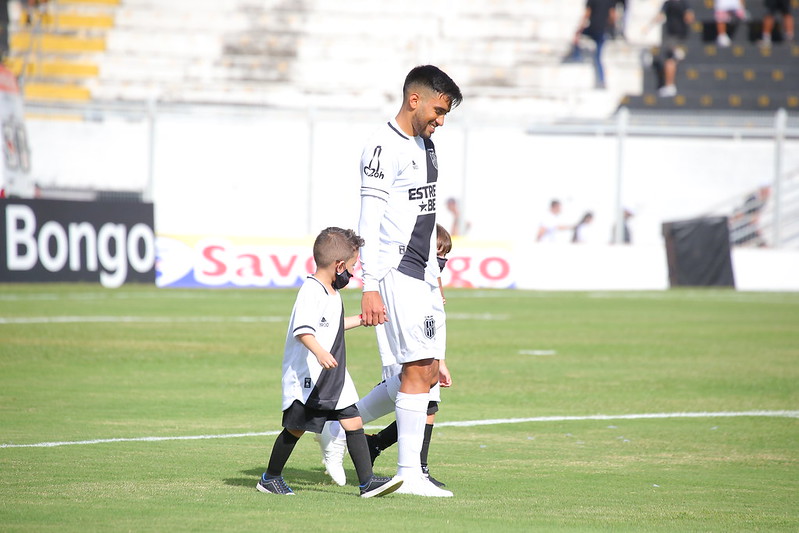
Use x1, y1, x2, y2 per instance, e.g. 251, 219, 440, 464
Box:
568, 0, 618, 89
761, 0, 794, 46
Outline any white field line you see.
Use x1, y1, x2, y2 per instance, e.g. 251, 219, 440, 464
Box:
0, 316, 285, 324
2, 410, 797, 449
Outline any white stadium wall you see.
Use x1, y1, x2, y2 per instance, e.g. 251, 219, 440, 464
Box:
24, 110, 799, 291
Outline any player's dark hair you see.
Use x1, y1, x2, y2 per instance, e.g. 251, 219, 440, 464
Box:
313, 227, 364, 268
436, 223, 452, 256
403, 65, 463, 108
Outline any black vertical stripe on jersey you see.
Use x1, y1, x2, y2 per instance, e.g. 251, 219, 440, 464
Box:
304, 301, 347, 411
398, 137, 438, 280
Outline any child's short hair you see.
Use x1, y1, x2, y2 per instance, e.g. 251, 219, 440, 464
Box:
313, 227, 365, 268
436, 223, 452, 256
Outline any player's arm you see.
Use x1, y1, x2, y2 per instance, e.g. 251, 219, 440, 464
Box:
359, 194, 388, 326
358, 140, 392, 326
438, 359, 452, 387
343, 315, 364, 330
297, 333, 337, 370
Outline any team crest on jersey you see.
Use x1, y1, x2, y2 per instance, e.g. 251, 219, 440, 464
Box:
427, 149, 438, 170
423, 315, 436, 340
319, 317, 329, 328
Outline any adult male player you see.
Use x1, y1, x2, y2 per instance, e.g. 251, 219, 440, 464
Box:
358, 65, 462, 497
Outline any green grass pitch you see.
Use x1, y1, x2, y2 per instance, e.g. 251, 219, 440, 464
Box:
1, 284, 797, 532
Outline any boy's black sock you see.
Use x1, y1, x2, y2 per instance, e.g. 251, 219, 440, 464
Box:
420, 423, 434, 469
266, 429, 300, 477
345, 428, 373, 486
374, 420, 398, 450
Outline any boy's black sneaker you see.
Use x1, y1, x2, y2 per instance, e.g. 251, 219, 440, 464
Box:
422, 465, 446, 487
257, 474, 295, 495
359, 475, 403, 498
365, 433, 382, 466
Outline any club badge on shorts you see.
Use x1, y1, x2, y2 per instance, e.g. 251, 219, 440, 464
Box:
423, 315, 436, 340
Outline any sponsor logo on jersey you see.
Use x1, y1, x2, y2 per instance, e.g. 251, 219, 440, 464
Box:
364, 146, 385, 179
319, 317, 329, 328
423, 315, 436, 340
304, 377, 312, 388
409, 184, 436, 213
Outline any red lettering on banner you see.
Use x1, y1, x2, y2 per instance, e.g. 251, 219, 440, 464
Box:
305, 256, 316, 274
446, 256, 474, 288
236, 254, 263, 277
201, 245, 226, 276
270, 255, 297, 277
480, 257, 510, 281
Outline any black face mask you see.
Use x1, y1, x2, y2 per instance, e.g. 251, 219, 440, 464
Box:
437, 257, 448, 272
332, 268, 353, 290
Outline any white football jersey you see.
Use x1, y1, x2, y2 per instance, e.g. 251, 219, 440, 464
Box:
359, 118, 439, 292
281, 276, 359, 411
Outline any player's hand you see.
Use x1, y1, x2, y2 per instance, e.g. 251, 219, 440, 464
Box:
361, 291, 387, 326
315, 351, 338, 370
438, 360, 452, 387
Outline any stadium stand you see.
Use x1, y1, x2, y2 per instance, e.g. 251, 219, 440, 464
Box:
6, 0, 118, 102
5, 0, 657, 117
621, 0, 799, 111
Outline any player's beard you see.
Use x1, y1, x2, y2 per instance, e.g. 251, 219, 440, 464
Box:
412, 114, 436, 139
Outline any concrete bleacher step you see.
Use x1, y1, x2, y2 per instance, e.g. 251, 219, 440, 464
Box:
5, 56, 99, 78
643, 63, 799, 92
621, 92, 799, 112
11, 32, 106, 53
22, 82, 92, 101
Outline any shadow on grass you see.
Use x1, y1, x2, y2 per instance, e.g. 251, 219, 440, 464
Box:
224, 466, 350, 494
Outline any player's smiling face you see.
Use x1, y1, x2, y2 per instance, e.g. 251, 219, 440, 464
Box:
412, 90, 452, 139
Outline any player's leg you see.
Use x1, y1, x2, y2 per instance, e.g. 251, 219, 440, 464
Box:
381, 270, 452, 497
314, 421, 348, 486
258, 402, 308, 495
339, 410, 403, 498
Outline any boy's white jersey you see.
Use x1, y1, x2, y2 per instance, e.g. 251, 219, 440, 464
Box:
281, 276, 359, 411
359, 118, 439, 292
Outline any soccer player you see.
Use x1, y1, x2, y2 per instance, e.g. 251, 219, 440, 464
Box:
317, 224, 454, 488
256, 227, 402, 498
358, 65, 462, 497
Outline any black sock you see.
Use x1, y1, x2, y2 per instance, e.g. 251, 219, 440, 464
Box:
346, 428, 373, 486
266, 429, 300, 477
420, 423, 434, 469
375, 420, 398, 450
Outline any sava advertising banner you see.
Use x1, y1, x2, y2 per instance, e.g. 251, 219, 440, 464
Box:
1, 199, 156, 287
156, 234, 515, 289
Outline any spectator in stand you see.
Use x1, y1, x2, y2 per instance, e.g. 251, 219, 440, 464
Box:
644, 0, 695, 97
714, 0, 746, 47
537, 199, 573, 243
572, 211, 595, 243
612, 208, 634, 244
566, 0, 617, 89
443, 197, 471, 237
761, 0, 794, 46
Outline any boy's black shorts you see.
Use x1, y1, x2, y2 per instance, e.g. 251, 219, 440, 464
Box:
282, 400, 361, 434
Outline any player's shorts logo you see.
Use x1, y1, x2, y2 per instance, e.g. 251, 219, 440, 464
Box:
423, 315, 436, 340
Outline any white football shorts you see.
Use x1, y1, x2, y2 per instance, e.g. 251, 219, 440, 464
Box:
377, 268, 445, 365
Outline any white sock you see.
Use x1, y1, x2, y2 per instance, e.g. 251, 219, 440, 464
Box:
395, 391, 429, 478
356, 380, 395, 424
328, 420, 346, 440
